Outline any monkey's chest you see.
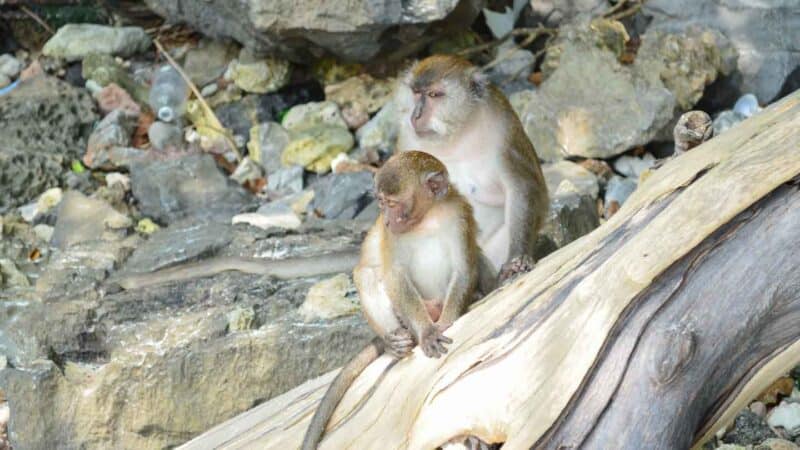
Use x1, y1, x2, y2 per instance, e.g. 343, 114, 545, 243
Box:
406, 237, 453, 301
447, 162, 505, 208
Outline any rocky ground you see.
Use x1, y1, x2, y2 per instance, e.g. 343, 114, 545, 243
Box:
0, 1, 798, 449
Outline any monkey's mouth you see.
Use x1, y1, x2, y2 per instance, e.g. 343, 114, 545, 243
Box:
414, 127, 440, 139
386, 217, 421, 234
411, 120, 437, 138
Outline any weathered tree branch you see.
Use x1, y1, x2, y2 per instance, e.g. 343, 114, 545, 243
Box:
180, 90, 800, 450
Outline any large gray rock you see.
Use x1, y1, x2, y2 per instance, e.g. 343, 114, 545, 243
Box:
309, 171, 375, 220
0, 151, 64, 213
130, 154, 255, 225
537, 161, 600, 258
643, 0, 800, 102
42, 24, 152, 62
723, 410, 778, 446
356, 99, 398, 155
143, 0, 484, 62
228, 48, 292, 94
118, 220, 233, 276
84, 109, 139, 170
183, 38, 238, 87
512, 21, 733, 161
1, 221, 372, 450
50, 191, 132, 250
485, 41, 537, 94
0, 76, 98, 210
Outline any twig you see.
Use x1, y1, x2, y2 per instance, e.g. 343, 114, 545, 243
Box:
152, 38, 241, 161
482, 26, 557, 71
458, 26, 555, 58
20, 5, 54, 35
602, 0, 643, 21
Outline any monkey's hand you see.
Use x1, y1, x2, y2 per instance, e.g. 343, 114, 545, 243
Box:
418, 323, 452, 358
384, 327, 415, 358
498, 254, 535, 284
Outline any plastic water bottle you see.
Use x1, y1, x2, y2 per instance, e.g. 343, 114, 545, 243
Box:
149, 65, 188, 123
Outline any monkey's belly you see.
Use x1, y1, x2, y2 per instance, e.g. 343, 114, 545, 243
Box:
423, 299, 442, 322
409, 237, 452, 301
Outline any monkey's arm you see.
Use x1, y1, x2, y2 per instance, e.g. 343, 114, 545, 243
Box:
386, 270, 451, 358
476, 251, 498, 297
353, 227, 417, 358
499, 138, 549, 281
438, 238, 480, 326
438, 272, 473, 328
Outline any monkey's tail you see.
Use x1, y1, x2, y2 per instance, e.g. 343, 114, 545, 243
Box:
301, 337, 384, 450
107, 249, 360, 291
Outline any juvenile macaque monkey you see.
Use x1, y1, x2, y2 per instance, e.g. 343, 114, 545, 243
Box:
395, 54, 549, 283
301, 151, 496, 450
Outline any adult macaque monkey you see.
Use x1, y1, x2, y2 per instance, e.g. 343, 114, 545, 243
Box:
396, 54, 549, 283
301, 151, 496, 450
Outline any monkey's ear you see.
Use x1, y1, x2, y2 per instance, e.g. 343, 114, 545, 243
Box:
469, 69, 489, 96
425, 171, 449, 198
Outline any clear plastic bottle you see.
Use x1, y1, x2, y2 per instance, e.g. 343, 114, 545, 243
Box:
148, 65, 189, 123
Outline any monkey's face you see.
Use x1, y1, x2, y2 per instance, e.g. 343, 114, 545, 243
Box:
409, 82, 445, 137
378, 190, 423, 234
375, 151, 450, 234
400, 78, 476, 139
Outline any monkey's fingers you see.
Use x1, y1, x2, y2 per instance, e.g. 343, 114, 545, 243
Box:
386, 340, 415, 358
423, 336, 451, 358
386, 330, 415, 354
432, 340, 449, 357
387, 345, 413, 358
388, 336, 415, 347
422, 342, 443, 358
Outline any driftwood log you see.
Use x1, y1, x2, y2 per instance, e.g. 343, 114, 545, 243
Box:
180, 90, 800, 450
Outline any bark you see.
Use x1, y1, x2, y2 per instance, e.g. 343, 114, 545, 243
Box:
180, 90, 800, 450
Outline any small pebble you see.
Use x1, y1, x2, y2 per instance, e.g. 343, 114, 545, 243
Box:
0, 54, 22, 78
105, 173, 131, 191
751, 401, 768, 417
200, 82, 219, 97
33, 224, 54, 242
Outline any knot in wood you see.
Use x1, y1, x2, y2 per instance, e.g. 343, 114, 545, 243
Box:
648, 324, 696, 386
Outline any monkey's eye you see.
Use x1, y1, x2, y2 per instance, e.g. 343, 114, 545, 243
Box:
385, 200, 398, 208
428, 91, 444, 98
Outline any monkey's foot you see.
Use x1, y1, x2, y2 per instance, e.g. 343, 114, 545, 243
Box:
419, 324, 452, 358
498, 254, 535, 284
385, 327, 415, 358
